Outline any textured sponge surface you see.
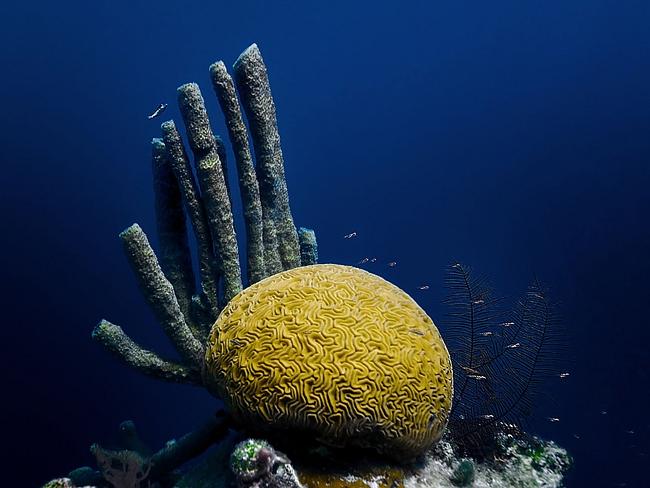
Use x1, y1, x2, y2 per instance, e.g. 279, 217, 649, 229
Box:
205, 264, 453, 458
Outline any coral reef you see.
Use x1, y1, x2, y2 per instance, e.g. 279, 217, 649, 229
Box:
171, 429, 569, 488
205, 264, 453, 459
38, 42, 571, 488
90, 42, 453, 461
44, 427, 571, 488
405, 429, 571, 488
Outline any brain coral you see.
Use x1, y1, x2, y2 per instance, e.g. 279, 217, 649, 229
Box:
204, 264, 453, 459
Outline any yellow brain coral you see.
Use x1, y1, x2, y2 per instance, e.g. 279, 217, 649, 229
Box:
204, 264, 453, 459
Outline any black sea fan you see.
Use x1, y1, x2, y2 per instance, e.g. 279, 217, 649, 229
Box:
443, 263, 565, 457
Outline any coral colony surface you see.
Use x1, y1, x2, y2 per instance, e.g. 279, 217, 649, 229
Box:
42, 44, 571, 487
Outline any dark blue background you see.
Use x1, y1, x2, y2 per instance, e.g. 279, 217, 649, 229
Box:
1, 1, 648, 486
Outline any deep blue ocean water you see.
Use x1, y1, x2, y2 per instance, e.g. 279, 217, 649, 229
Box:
1, 1, 648, 486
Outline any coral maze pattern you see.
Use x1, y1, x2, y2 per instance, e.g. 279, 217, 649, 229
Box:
205, 264, 453, 458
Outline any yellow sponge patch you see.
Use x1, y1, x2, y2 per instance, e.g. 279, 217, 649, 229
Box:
205, 264, 453, 458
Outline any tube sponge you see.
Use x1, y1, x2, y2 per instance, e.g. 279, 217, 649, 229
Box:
204, 264, 453, 459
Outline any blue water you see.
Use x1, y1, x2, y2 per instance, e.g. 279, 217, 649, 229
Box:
1, 1, 648, 486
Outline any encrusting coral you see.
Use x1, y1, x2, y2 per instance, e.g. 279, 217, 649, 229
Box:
230, 439, 304, 488
39, 41, 572, 488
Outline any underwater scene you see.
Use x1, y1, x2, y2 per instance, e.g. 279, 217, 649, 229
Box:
1, 1, 648, 487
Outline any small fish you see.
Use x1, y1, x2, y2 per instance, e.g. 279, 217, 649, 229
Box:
462, 366, 481, 375
573, 433, 581, 439
369, 257, 377, 263
559, 372, 570, 378
547, 417, 560, 423
601, 410, 608, 415
388, 261, 397, 267
452, 263, 462, 269
357, 257, 369, 265
479, 414, 494, 420
147, 103, 168, 120
468, 374, 487, 380
501, 321, 515, 327
480, 331, 493, 336
626, 429, 635, 435
417, 285, 430, 290
506, 342, 521, 349
473, 299, 485, 305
